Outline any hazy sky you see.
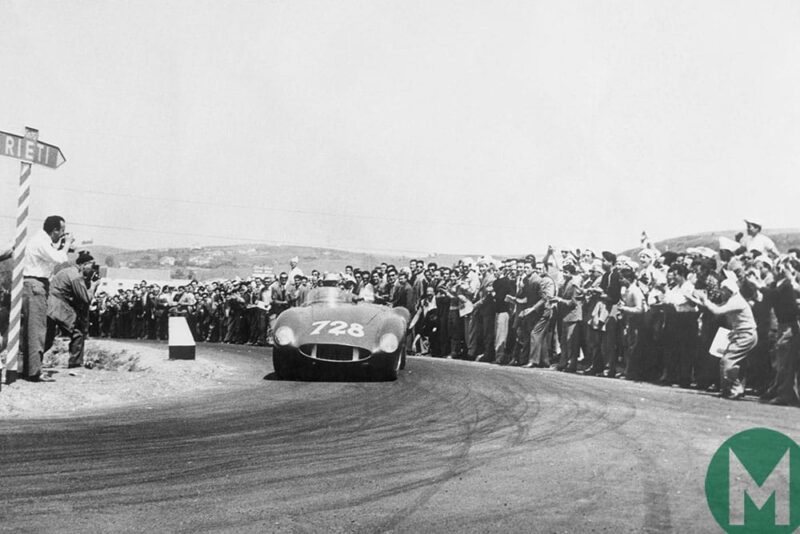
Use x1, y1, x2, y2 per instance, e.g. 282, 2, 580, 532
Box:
1, 1, 799, 256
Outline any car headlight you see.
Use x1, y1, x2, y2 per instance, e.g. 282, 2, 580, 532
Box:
274, 326, 296, 346
378, 333, 399, 353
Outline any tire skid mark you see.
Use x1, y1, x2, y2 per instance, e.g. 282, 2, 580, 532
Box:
375, 368, 638, 532
0, 355, 640, 532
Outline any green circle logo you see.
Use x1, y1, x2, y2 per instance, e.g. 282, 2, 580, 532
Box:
706, 428, 800, 533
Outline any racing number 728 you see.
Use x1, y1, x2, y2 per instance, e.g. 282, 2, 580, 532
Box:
309, 320, 365, 337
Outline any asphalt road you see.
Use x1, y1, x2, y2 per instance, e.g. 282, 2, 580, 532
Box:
0, 342, 796, 533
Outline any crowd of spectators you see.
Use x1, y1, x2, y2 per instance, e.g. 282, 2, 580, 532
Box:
26, 220, 800, 406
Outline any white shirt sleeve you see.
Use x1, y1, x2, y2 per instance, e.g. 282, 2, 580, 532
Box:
23, 230, 69, 277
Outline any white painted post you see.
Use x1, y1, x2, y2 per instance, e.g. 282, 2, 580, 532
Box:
3, 128, 37, 384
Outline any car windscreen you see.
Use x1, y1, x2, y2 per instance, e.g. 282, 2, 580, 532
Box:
304, 287, 352, 305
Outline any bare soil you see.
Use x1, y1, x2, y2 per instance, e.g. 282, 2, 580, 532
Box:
0, 339, 235, 418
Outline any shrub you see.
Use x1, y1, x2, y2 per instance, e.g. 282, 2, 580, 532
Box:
43, 338, 142, 372
84, 346, 142, 372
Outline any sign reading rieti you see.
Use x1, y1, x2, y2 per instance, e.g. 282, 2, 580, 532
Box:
0, 130, 65, 168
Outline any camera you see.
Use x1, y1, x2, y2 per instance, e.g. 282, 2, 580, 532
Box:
61, 232, 76, 253
91, 264, 101, 281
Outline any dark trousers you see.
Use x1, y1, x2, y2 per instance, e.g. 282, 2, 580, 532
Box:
513, 312, 535, 365
622, 314, 644, 379
529, 312, 553, 366
559, 321, 582, 371
480, 311, 496, 361
447, 309, 464, 357
772, 322, 800, 402
641, 309, 667, 381
601, 312, 621, 376
146, 316, 157, 340
156, 310, 169, 340
436, 307, 449, 357
45, 317, 86, 367
250, 308, 269, 345
662, 312, 698, 387
224, 312, 239, 343
584, 323, 604, 372
131, 316, 145, 338
464, 313, 479, 359
504, 313, 517, 363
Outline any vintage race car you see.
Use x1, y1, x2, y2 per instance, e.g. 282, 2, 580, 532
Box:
271, 286, 410, 381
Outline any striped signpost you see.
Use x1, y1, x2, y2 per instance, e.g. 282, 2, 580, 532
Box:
1, 127, 65, 385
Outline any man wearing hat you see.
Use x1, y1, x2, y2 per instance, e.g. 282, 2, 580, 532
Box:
44, 251, 100, 370
742, 219, 779, 258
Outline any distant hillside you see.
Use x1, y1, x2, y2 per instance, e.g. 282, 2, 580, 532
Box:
108, 244, 467, 281
0, 242, 467, 282
620, 228, 800, 257
4, 228, 799, 285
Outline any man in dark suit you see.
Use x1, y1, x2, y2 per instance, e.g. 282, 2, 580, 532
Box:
391, 271, 416, 316
599, 251, 623, 377
45, 251, 99, 369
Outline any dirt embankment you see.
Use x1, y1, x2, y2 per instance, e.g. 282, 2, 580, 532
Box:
0, 339, 235, 418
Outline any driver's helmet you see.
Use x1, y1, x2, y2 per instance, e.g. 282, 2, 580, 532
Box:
321, 273, 340, 287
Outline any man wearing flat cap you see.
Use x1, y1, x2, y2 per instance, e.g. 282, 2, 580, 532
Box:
45, 251, 100, 369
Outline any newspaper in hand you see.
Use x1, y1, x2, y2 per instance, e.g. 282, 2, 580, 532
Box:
708, 327, 731, 358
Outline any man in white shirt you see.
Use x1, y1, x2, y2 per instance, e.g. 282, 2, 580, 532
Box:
661, 263, 698, 387
21, 215, 74, 381
288, 257, 304, 284
741, 219, 780, 258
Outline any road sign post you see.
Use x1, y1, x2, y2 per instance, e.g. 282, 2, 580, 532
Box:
1, 127, 65, 386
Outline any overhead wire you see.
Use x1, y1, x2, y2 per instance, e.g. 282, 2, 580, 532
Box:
0, 215, 442, 257
4, 181, 537, 232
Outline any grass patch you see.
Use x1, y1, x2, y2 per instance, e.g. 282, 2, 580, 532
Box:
43, 338, 70, 368
84, 346, 142, 372
43, 338, 143, 372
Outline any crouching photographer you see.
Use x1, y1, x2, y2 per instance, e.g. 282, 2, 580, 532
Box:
44, 251, 101, 370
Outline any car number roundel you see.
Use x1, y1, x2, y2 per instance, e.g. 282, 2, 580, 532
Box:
309, 320, 365, 337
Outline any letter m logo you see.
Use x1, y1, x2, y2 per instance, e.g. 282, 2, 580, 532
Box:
729, 448, 791, 526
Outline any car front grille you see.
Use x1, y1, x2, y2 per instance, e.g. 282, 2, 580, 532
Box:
301, 344, 370, 362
